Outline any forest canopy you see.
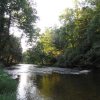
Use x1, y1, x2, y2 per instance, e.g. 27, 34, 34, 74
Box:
23, 0, 100, 68
0, 0, 38, 65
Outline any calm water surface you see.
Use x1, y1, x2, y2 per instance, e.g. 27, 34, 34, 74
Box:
6, 64, 100, 100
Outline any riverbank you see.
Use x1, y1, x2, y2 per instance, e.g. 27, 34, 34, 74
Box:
0, 64, 17, 100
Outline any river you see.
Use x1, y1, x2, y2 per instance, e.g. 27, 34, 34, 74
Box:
5, 64, 100, 100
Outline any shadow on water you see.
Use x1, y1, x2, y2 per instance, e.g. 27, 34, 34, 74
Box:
5, 64, 100, 100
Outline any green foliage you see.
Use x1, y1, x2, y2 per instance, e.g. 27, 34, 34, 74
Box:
0, 93, 16, 100
0, 0, 38, 65
1, 35, 22, 65
0, 0, 37, 41
0, 69, 17, 94
23, 0, 100, 68
0, 67, 17, 100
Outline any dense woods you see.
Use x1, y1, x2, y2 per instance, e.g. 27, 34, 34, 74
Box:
0, 0, 100, 68
1, 0, 100, 99
0, 0, 37, 66
23, 0, 100, 68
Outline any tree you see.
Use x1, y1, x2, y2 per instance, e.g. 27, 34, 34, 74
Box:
23, 0, 100, 68
0, 0, 38, 65
2, 35, 22, 65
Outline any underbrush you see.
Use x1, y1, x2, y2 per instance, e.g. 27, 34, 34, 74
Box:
0, 65, 17, 100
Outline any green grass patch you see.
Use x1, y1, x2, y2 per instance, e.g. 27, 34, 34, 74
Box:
0, 66, 17, 100
0, 93, 16, 100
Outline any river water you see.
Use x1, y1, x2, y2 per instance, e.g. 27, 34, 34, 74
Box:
6, 64, 100, 100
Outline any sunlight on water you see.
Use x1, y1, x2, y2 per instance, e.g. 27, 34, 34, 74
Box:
17, 72, 44, 100
5, 64, 100, 100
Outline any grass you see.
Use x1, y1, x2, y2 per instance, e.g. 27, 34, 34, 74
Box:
0, 93, 16, 100
0, 65, 17, 100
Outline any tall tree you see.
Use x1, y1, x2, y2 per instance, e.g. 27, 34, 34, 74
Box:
0, 0, 38, 64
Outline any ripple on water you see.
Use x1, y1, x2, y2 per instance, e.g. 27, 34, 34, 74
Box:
5, 64, 91, 79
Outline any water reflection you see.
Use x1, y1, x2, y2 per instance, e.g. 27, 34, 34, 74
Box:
5, 64, 100, 100
17, 73, 43, 100
35, 73, 100, 100
17, 73, 100, 100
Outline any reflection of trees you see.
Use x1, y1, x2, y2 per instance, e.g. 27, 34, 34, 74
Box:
36, 74, 100, 100
36, 74, 65, 100
16, 65, 100, 100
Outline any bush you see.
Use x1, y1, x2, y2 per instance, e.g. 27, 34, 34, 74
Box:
0, 67, 17, 100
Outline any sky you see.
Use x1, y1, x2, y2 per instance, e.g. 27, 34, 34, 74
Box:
36, 0, 74, 32
12, 0, 74, 51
